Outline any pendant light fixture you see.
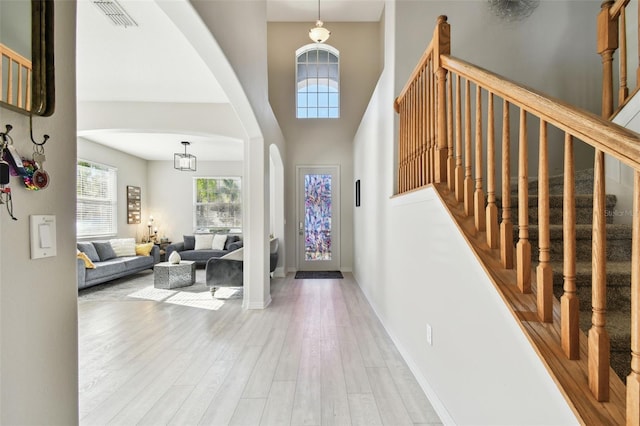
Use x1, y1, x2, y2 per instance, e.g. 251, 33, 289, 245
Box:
174, 141, 197, 171
309, 0, 330, 43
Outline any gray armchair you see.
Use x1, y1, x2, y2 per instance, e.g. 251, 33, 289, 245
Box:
206, 238, 279, 296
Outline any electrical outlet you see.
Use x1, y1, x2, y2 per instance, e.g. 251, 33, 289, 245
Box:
426, 323, 433, 346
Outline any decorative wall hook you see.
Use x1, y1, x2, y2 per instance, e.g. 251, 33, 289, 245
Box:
29, 115, 50, 146
1, 124, 13, 146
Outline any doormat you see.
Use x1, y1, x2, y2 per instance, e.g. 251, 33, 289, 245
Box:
295, 270, 344, 279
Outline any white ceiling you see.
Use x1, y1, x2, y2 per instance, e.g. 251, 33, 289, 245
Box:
76, 0, 384, 161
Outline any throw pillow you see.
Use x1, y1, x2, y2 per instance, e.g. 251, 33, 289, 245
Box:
93, 241, 117, 261
109, 238, 137, 257
135, 242, 154, 256
224, 235, 240, 250
183, 235, 195, 251
77, 242, 100, 263
194, 234, 214, 250
212, 234, 228, 250
77, 251, 95, 269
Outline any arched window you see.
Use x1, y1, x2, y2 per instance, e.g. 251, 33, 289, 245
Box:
296, 44, 339, 119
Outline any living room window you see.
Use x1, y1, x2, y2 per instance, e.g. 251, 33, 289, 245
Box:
296, 44, 340, 119
76, 160, 117, 238
194, 177, 242, 232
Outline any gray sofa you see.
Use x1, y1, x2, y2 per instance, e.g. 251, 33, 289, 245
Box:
205, 238, 278, 295
165, 234, 243, 266
77, 241, 160, 290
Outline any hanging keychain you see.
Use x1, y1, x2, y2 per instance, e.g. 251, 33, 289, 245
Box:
0, 125, 18, 220
30, 143, 49, 189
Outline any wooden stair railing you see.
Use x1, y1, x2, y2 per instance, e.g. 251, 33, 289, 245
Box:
0, 43, 32, 112
599, 0, 637, 118
395, 15, 640, 425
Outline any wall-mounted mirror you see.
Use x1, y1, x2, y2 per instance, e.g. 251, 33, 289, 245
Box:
0, 0, 55, 117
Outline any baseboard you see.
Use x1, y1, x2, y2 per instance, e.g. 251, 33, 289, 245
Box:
340, 267, 353, 273
243, 294, 272, 310
353, 275, 455, 425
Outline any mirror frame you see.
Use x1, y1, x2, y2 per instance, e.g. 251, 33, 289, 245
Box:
31, 0, 55, 116
0, 0, 55, 117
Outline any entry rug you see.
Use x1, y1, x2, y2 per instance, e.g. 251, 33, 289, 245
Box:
295, 270, 343, 279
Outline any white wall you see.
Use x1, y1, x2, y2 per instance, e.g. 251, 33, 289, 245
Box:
267, 22, 382, 272
351, 0, 598, 423
147, 160, 243, 242
77, 137, 149, 240
0, 1, 78, 423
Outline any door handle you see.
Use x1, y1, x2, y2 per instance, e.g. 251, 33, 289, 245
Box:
299, 221, 303, 235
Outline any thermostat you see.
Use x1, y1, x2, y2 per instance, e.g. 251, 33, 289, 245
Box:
30, 215, 56, 259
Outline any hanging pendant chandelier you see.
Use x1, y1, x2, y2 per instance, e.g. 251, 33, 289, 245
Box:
309, 0, 330, 43
174, 141, 197, 171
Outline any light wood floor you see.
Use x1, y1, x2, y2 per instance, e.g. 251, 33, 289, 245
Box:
78, 272, 442, 425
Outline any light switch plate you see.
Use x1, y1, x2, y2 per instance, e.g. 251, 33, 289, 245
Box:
30, 215, 56, 259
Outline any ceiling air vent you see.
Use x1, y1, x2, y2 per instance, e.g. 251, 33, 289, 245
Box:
92, 0, 138, 28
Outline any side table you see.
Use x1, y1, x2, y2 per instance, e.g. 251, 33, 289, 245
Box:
155, 241, 172, 262
154, 261, 195, 289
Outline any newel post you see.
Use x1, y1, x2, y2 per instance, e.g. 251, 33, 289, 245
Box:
598, 0, 618, 118
434, 15, 450, 184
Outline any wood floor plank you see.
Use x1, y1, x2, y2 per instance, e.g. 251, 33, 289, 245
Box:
243, 327, 287, 398
136, 385, 193, 425
385, 358, 441, 424
366, 367, 414, 426
198, 345, 262, 425
260, 381, 296, 426
347, 394, 383, 426
229, 398, 267, 426
291, 337, 322, 425
320, 335, 351, 425
79, 273, 440, 426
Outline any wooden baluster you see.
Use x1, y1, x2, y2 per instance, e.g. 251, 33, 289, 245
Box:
430, 61, 436, 184
434, 15, 450, 184
17, 65, 23, 109
474, 85, 486, 232
396, 98, 403, 193
411, 84, 420, 189
537, 120, 552, 322
516, 109, 531, 294
627, 171, 640, 424
447, 71, 455, 191
417, 78, 422, 187
7, 59, 13, 105
598, 0, 618, 118
410, 80, 415, 188
422, 68, 428, 187
464, 79, 473, 216
398, 98, 407, 193
25, 68, 31, 111
619, 6, 629, 106
486, 92, 499, 248
398, 99, 407, 192
561, 133, 579, 359
500, 100, 513, 269
454, 74, 464, 203
589, 149, 610, 402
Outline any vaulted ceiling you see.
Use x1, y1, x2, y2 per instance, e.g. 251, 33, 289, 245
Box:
76, 0, 384, 161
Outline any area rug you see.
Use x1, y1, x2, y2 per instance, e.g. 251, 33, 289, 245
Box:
295, 270, 343, 279
77, 269, 243, 306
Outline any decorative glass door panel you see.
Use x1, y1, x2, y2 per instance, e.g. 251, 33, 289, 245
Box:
305, 174, 332, 261
297, 166, 340, 271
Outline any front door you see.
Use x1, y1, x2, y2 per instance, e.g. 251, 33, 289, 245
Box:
297, 166, 340, 271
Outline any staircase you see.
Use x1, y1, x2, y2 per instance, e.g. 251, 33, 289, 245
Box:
504, 169, 633, 380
